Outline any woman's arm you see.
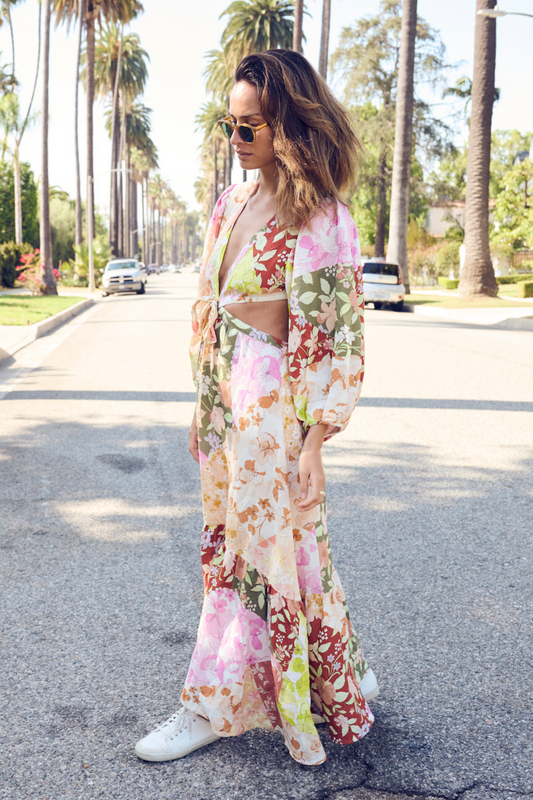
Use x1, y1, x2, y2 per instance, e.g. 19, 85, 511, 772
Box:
188, 408, 199, 463
297, 423, 327, 512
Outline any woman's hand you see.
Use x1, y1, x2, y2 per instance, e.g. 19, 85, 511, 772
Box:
189, 410, 199, 463
297, 423, 327, 512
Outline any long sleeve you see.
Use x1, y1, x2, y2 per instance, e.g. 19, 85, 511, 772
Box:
287, 200, 365, 434
190, 185, 235, 388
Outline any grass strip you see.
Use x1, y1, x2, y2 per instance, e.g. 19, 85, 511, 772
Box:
0, 295, 85, 326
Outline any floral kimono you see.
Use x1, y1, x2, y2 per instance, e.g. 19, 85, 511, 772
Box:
182, 181, 373, 765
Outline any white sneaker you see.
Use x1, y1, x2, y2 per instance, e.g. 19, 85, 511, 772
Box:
312, 668, 380, 724
135, 707, 220, 762
359, 668, 380, 701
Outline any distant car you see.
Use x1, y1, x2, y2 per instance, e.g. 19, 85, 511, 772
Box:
362, 259, 404, 311
101, 258, 147, 297
147, 263, 160, 275
160, 263, 169, 273
192, 262, 201, 273
169, 264, 181, 273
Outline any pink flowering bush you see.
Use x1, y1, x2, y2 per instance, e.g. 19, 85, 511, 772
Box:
16, 249, 60, 295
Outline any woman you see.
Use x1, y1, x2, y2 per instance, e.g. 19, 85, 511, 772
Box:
135, 49, 378, 767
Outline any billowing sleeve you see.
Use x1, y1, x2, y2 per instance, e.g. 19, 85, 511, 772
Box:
286, 200, 365, 435
190, 185, 235, 389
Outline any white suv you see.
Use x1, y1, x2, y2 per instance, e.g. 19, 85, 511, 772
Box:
362, 259, 404, 311
102, 259, 147, 296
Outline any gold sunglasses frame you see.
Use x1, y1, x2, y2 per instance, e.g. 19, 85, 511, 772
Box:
218, 116, 268, 144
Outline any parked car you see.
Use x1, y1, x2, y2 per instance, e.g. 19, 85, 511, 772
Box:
362, 259, 404, 311
147, 263, 160, 274
169, 264, 181, 273
160, 263, 169, 272
101, 258, 148, 297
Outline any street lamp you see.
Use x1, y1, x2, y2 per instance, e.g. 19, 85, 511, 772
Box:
477, 4, 533, 18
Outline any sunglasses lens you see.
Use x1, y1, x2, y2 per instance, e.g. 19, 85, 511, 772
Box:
239, 125, 255, 144
220, 121, 233, 139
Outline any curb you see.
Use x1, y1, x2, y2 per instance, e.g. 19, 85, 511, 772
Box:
0, 297, 95, 364
403, 303, 533, 331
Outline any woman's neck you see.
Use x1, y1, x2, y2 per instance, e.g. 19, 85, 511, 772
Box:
253, 162, 278, 204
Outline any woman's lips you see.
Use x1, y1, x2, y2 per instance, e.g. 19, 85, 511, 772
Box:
236, 151, 252, 158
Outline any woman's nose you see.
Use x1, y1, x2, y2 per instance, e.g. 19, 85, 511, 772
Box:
230, 127, 245, 146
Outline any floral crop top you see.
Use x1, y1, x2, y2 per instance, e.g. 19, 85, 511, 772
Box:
191, 181, 365, 434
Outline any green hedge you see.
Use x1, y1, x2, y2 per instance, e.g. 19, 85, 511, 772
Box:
496, 274, 533, 285
0, 241, 33, 288
438, 277, 460, 290
517, 281, 533, 298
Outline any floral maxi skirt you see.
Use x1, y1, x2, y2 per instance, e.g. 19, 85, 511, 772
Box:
182, 307, 374, 765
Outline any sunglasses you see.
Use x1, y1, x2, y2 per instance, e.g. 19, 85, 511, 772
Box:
218, 116, 268, 144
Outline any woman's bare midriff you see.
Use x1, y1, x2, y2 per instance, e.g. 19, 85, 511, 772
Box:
224, 298, 288, 343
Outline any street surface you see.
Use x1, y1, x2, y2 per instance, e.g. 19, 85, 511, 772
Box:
1, 273, 532, 800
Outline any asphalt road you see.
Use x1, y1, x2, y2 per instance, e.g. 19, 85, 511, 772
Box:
1, 273, 532, 800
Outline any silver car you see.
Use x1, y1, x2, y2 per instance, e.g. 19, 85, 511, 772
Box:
102, 259, 148, 296
363, 259, 405, 311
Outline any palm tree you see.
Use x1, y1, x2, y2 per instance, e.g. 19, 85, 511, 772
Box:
292, 0, 303, 53
41, 0, 57, 294
0, 3, 41, 245
459, 0, 498, 297
195, 101, 227, 218
130, 140, 157, 259
52, 0, 143, 253
73, 0, 84, 254
89, 22, 149, 254
220, 0, 295, 67
386, 0, 417, 295
318, 0, 331, 79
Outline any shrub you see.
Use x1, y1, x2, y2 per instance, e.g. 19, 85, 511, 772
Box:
496, 274, 533, 285
0, 241, 33, 288
517, 281, 533, 298
438, 277, 459, 290
435, 241, 461, 278
16, 250, 61, 295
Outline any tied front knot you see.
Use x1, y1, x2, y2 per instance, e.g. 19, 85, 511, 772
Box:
192, 297, 218, 345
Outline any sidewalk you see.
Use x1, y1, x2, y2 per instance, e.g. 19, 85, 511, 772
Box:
0, 292, 98, 363
404, 302, 533, 330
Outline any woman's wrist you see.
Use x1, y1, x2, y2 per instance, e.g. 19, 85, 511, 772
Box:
302, 423, 327, 453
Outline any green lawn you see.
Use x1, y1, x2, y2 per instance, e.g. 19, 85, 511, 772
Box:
405, 290, 533, 310
0, 295, 85, 326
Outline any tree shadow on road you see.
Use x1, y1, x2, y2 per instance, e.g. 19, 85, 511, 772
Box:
0, 411, 532, 799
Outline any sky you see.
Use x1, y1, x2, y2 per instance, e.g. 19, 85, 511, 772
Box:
2, 0, 533, 217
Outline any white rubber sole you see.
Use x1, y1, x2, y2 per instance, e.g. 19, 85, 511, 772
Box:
135, 732, 220, 762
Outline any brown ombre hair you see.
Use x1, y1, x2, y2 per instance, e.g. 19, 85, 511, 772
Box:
235, 49, 361, 229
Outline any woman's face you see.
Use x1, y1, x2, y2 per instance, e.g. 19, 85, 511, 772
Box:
228, 81, 275, 172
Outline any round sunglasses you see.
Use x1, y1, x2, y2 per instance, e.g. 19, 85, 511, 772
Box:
218, 116, 268, 144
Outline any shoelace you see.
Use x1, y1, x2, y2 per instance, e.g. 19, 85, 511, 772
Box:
154, 708, 195, 741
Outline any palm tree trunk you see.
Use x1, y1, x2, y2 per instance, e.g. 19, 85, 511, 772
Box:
374, 149, 387, 258
141, 175, 146, 261
318, 0, 331, 80
13, 144, 23, 244
74, 0, 84, 253
109, 27, 123, 257
386, 0, 417, 295
213, 138, 219, 206
40, 0, 56, 295
13, 0, 42, 246
117, 96, 126, 257
124, 145, 130, 256
293, 0, 304, 54
459, 0, 498, 297
131, 177, 138, 256
5, 0, 15, 87
86, 3, 96, 253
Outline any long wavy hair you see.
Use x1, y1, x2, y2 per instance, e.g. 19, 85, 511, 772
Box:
235, 49, 361, 229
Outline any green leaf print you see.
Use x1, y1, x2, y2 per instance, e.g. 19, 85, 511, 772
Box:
298, 291, 317, 305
